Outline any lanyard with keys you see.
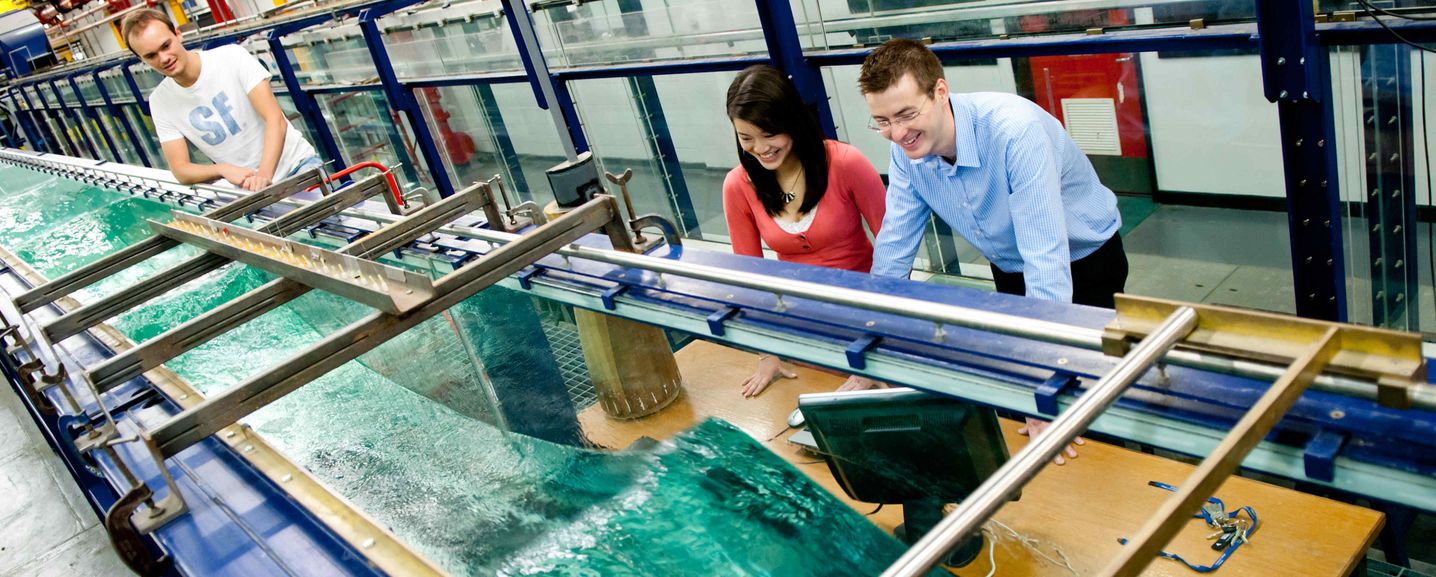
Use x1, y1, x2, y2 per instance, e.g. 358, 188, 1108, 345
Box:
1117, 481, 1261, 573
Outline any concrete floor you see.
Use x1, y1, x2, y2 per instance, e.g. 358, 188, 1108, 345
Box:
0, 388, 128, 577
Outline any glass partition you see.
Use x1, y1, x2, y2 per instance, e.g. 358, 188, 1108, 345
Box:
380, 5, 524, 79
532, 0, 767, 67
1332, 44, 1434, 332
317, 90, 430, 190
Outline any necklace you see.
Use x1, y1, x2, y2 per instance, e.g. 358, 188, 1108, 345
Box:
781, 167, 803, 204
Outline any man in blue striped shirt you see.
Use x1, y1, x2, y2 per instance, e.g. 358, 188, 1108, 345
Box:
860, 39, 1129, 309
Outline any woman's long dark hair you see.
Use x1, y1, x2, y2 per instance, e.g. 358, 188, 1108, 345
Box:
726, 65, 829, 217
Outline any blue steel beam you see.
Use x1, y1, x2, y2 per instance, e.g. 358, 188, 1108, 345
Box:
552, 55, 772, 82
807, 23, 1260, 66
120, 65, 150, 117
266, 31, 347, 175
16, 88, 56, 154
754, 0, 835, 138
35, 85, 80, 157
67, 74, 121, 162
501, 0, 587, 157
48, 80, 98, 159
6, 89, 45, 152
1257, 0, 1346, 321
93, 67, 152, 168
358, 4, 456, 197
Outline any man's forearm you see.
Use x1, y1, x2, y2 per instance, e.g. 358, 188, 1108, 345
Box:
170, 161, 227, 185
257, 116, 287, 179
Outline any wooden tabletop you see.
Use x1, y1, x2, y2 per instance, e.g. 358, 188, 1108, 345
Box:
578, 340, 1383, 577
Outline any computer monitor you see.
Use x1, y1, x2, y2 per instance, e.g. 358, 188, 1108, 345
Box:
798, 387, 1011, 567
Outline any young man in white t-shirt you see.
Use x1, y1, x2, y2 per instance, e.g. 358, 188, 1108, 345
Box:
121, 9, 321, 191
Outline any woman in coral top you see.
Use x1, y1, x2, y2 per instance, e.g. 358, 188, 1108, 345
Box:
723, 65, 888, 397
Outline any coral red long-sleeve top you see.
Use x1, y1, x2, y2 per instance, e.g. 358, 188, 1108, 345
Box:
723, 140, 887, 273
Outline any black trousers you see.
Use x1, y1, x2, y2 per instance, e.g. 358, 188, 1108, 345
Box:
989, 234, 1129, 309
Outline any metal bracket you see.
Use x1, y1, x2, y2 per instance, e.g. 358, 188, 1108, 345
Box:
1103, 294, 1426, 408
1303, 429, 1348, 483
844, 333, 882, 370
600, 285, 628, 311
517, 268, 542, 290
705, 306, 740, 336
1035, 372, 1081, 417
104, 429, 186, 577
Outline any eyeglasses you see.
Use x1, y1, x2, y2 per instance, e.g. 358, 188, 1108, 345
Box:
867, 99, 933, 132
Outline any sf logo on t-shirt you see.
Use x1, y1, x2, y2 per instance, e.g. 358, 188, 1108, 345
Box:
188, 92, 242, 146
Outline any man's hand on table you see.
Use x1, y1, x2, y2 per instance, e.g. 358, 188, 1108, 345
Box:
1017, 417, 1085, 466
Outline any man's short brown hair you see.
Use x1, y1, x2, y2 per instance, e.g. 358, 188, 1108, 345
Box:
120, 8, 177, 52
857, 38, 945, 95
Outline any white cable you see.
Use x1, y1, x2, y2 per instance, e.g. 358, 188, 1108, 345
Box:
982, 529, 998, 577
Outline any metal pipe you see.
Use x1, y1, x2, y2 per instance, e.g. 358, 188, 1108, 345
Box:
5, 149, 1429, 410
882, 307, 1199, 577
320, 212, 1436, 412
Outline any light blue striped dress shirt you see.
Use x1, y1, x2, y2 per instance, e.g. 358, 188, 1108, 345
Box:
871, 92, 1121, 303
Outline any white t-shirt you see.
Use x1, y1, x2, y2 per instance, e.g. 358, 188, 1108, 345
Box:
150, 44, 316, 178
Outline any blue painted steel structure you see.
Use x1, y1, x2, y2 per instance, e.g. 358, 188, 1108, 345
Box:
48, 80, 99, 159
1256, 0, 1345, 322
68, 75, 122, 163
358, 4, 456, 197
266, 31, 347, 176
5, 7, 1436, 570
93, 66, 153, 168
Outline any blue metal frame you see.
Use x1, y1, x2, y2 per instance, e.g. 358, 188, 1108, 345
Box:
1256, 0, 1346, 321
501, 0, 590, 156
266, 31, 347, 175
36, 84, 81, 157
67, 74, 121, 163
15, 87, 55, 154
753, 0, 836, 138
120, 65, 150, 117
358, 4, 456, 197
5, 89, 45, 151
93, 67, 152, 168
48, 80, 98, 159
626, 75, 701, 236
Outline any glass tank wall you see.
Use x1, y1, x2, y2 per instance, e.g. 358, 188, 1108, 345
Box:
6, 0, 1433, 330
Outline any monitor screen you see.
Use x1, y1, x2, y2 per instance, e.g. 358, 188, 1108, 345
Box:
799, 387, 1010, 504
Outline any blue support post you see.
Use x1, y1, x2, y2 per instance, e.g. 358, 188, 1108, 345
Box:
1256, 0, 1346, 321
6, 89, 44, 151
267, 31, 347, 174
16, 87, 54, 154
94, 68, 152, 168
35, 85, 79, 157
48, 80, 98, 159
357, 8, 455, 197
753, 0, 836, 138
501, 0, 587, 157
121, 65, 151, 117
68, 74, 121, 162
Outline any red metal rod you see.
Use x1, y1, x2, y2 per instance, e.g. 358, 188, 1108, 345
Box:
306, 161, 405, 208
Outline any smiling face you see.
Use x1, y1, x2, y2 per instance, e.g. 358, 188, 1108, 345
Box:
129, 20, 189, 80
732, 118, 795, 172
864, 73, 952, 160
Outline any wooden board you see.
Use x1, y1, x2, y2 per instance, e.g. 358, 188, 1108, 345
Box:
578, 340, 1384, 577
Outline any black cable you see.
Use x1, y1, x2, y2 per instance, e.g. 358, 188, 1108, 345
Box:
865, 503, 884, 516
1353, 0, 1436, 54
1424, 51, 1435, 322
1356, 1, 1436, 21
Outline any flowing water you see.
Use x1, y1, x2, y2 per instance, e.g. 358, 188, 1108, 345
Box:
0, 165, 925, 576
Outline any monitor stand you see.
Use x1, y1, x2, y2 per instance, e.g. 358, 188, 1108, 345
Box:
894, 497, 984, 568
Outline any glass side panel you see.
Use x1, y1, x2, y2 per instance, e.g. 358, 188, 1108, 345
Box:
533, 0, 766, 68
1332, 45, 1434, 331
568, 76, 685, 235
274, 93, 321, 162
380, 6, 524, 79
284, 29, 373, 86
414, 85, 523, 194
317, 90, 429, 191
122, 105, 162, 166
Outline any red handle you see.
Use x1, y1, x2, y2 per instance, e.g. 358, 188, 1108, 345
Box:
305, 161, 405, 208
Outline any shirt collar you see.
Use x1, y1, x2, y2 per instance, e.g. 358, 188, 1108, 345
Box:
913, 94, 981, 172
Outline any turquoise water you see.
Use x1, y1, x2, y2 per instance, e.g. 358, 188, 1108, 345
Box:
0, 165, 924, 576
